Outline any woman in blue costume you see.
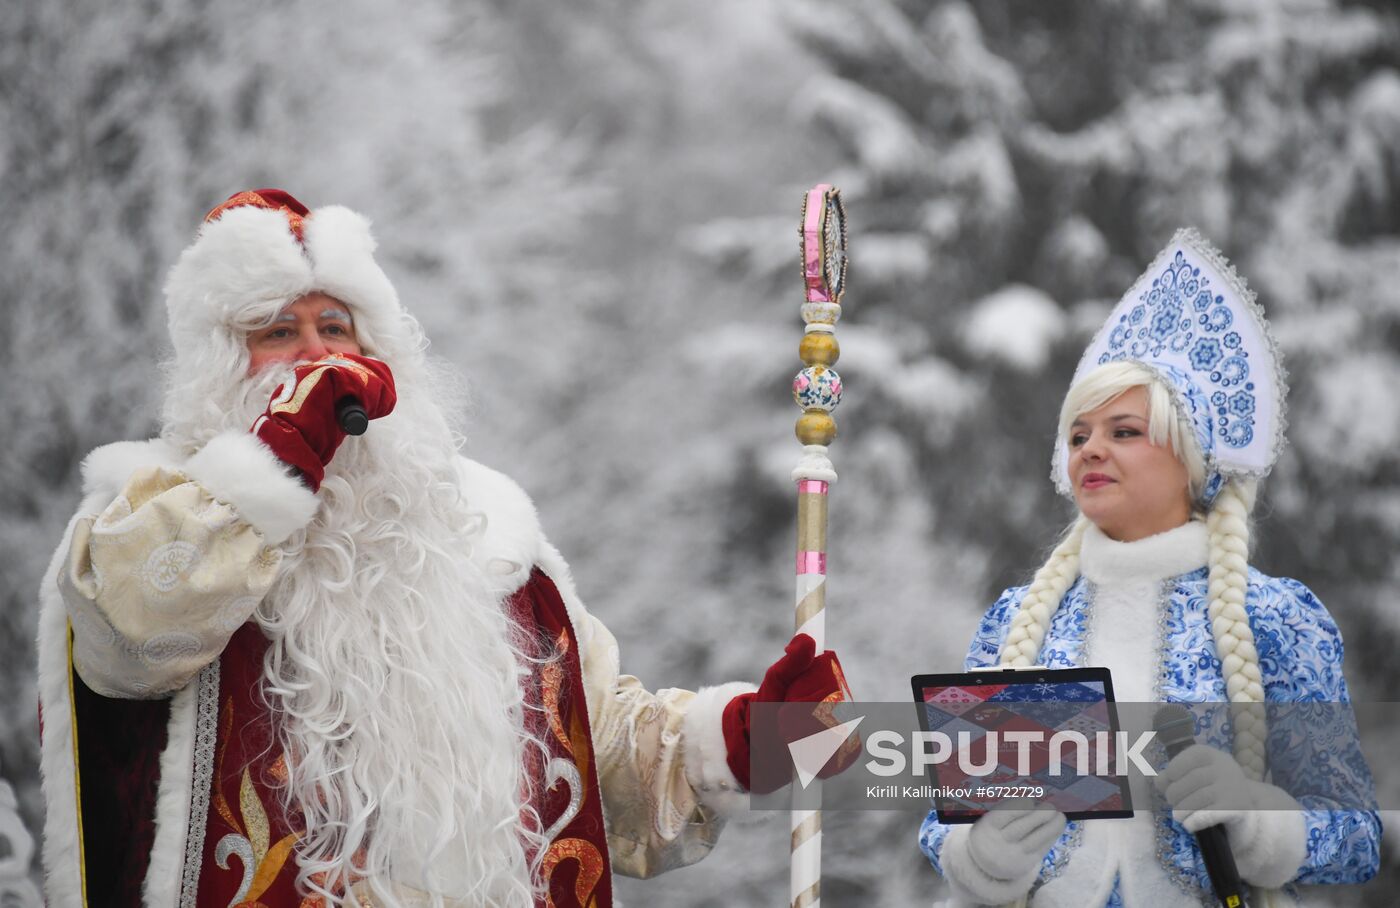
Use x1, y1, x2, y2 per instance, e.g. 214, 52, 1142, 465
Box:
918, 230, 1380, 907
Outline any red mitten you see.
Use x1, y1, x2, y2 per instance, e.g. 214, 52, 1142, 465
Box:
252, 353, 396, 491
721, 633, 854, 793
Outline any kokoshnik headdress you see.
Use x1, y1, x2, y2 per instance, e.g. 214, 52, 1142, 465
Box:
1052, 228, 1287, 508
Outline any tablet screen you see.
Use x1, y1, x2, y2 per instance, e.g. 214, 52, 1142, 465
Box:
911, 668, 1133, 823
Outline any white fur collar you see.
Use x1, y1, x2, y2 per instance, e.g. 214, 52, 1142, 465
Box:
454, 457, 545, 594
1079, 520, 1208, 586
80, 443, 548, 594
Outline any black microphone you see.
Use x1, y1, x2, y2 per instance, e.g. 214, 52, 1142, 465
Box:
1154, 706, 1248, 908
336, 396, 368, 436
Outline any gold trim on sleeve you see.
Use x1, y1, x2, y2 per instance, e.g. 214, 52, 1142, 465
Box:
67, 620, 90, 907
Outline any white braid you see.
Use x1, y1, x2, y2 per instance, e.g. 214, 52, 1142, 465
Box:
1205, 482, 1287, 908
1205, 477, 1268, 781
999, 518, 1090, 667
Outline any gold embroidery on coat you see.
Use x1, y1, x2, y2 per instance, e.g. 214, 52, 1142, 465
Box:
542, 627, 573, 754
541, 837, 606, 908
212, 696, 299, 906
213, 697, 240, 831
539, 625, 610, 903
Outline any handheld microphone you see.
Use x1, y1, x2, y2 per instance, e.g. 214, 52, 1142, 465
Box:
1154, 706, 1248, 908
336, 396, 369, 435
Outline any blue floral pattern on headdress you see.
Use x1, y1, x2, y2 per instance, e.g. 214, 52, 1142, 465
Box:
1053, 229, 1287, 504
1097, 249, 1259, 452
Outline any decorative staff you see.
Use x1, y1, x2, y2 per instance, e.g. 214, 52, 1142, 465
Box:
789, 183, 847, 908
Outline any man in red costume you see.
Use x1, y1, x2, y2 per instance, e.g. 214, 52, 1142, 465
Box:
37, 190, 849, 907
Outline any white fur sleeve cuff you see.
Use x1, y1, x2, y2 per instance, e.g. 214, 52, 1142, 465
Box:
682, 681, 757, 816
1233, 786, 1308, 888
939, 824, 1038, 906
183, 431, 318, 545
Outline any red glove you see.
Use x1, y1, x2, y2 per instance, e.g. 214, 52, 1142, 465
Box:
721, 633, 854, 793
252, 353, 396, 491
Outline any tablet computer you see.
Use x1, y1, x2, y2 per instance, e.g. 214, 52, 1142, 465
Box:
910, 666, 1133, 823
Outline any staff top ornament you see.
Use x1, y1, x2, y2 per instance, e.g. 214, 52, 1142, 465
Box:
802, 185, 847, 306
1052, 228, 1288, 508
792, 184, 848, 472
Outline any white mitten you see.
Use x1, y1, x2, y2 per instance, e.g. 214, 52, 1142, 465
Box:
941, 802, 1067, 905
1156, 744, 1306, 888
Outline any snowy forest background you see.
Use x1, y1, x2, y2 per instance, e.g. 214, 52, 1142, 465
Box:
3, 0, 1399, 904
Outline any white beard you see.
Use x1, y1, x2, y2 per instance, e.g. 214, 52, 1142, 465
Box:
168, 359, 545, 907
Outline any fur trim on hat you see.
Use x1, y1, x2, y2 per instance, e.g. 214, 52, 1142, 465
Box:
163, 197, 403, 369
164, 205, 313, 351
301, 206, 399, 322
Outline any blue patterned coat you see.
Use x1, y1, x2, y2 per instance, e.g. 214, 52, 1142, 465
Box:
918, 568, 1380, 905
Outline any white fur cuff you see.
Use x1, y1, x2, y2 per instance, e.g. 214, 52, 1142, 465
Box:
682, 681, 757, 817
183, 431, 318, 545
80, 438, 182, 503
940, 824, 1037, 906
1233, 786, 1308, 888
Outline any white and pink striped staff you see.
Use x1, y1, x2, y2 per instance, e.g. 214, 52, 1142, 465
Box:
788, 183, 847, 908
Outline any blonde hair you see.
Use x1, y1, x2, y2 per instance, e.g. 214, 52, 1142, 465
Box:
1002, 362, 1268, 781
1058, 361, 1207, 504
1206, 476, 1266, 780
